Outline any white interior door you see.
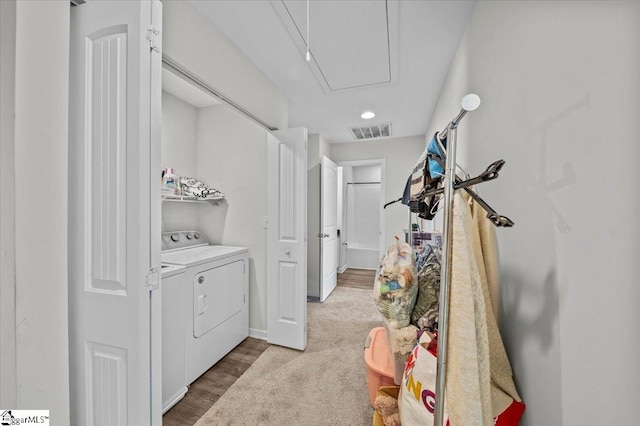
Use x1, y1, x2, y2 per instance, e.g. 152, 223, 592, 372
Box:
320, 156, 338, 302
267, 128, 308, 351
338, 167, 349, 272
69, 1, 162, 424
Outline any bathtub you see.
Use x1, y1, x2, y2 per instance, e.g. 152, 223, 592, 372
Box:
347, 244, 381, 270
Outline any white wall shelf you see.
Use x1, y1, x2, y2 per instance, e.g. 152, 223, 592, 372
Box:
161, 194, 224, 204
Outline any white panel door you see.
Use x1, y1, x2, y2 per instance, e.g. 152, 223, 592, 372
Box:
320, 156, 338, 302
267, 128, 308, 351
69, 1, 162, 424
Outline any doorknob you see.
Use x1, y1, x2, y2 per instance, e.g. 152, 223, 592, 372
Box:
342, 241, 349, 246
284, 249, 290, 256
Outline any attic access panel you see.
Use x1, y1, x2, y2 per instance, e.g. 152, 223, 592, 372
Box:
273, 0, 397, 92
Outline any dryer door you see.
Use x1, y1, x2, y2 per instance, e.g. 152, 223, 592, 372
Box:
193, 259, 245, 338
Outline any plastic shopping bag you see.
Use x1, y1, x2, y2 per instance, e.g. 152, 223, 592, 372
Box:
398, 332, 448, 426
374, 238, 417, 329
399, 331, 525, 426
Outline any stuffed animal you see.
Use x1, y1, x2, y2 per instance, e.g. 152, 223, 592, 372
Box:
374, 392, 401, 426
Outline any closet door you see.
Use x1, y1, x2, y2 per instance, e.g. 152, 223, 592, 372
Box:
267, 128, 308, 351
69, 1, 162, 424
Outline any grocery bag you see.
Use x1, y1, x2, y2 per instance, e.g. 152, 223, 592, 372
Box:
398, 332, 449, 426
374, 238, 417, 329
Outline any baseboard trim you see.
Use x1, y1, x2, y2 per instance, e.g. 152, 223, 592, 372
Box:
249, 328, 267, 341
338, 265, 348, 273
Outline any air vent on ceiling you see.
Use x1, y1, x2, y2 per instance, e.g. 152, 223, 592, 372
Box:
350, 123, 392, 140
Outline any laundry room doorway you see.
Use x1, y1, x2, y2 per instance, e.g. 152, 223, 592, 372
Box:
337, 160, 385, 272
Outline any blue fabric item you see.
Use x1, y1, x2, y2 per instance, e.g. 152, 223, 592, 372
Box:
427, 133, 446, 178
388, 281, 401, 291
414, 244, 433, 271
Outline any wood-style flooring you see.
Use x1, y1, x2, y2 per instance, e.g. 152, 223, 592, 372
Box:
337, 268, 376, 290
162, 337, 269, 426
163, 269, 373, 425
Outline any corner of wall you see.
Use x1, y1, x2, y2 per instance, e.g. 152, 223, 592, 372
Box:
0, 0, 17, 409
13, 0, 70, 420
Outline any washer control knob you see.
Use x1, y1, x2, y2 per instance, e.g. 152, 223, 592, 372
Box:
170, 233, 180, 242
194, 232, 200, 240
185, 233, 193, 240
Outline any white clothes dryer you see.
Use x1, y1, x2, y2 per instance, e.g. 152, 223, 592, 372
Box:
161, 231, 249, 385
160, 263, 187, 413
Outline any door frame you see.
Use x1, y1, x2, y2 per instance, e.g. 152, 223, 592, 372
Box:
336, 159, 386, 267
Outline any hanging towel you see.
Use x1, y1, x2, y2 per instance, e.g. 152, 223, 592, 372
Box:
470, 198, 501, 324
446, 191, 522, 426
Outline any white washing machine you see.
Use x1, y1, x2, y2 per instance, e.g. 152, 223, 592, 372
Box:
160, 263, 187, 413
161, 231, 249, 385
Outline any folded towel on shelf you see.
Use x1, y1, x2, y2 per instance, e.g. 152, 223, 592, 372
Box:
178, 177, 224, 199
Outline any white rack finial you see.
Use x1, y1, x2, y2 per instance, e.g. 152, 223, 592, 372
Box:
461, 93, 481, 111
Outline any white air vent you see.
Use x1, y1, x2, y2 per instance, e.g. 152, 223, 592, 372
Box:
350, 123, 392, 140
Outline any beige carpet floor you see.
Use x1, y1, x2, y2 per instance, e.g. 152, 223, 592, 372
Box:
194, 286, 381, 426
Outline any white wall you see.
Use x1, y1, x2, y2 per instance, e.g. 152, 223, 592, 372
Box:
352, 165, 382, 183
346, 165, 383, 250
430, 1, 640, 424
347, 183, 381, 249
161, 91, 199, 232
0, 0, 17, 408
161, 92, 198, 176
162, 0, 287, 130
3, 0, 70, 422
330, 136, 426, 249
196, 105, 270, 333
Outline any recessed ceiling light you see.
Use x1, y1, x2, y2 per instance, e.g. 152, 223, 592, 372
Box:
361, 111, 375, 120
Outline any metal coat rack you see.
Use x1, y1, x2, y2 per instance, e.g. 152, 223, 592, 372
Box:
426, 94, 514, 425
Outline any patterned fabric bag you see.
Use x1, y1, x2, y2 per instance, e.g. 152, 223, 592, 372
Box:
412, 248, 441, 331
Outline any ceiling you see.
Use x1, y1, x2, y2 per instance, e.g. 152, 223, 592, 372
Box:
189, 0, 474, 143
